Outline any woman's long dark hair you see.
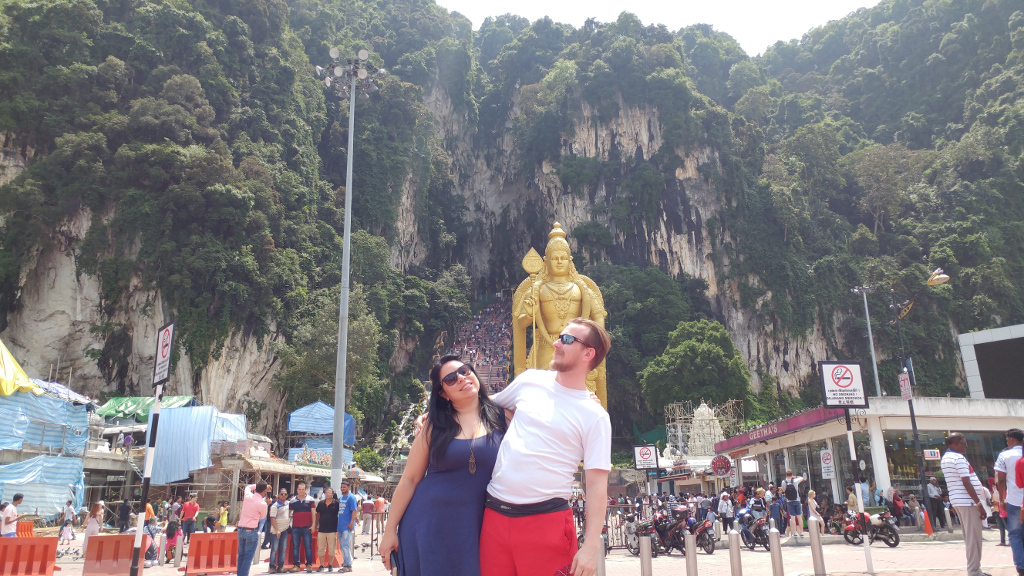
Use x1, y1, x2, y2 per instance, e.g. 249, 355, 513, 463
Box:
427, 354, 507, 464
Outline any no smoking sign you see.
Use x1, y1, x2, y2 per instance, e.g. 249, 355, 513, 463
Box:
634, 445, 659, 470
818, 361, 868, 409
152, 322, 176, 385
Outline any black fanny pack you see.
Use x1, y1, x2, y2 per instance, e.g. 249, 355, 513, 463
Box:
485, 496, 569, 518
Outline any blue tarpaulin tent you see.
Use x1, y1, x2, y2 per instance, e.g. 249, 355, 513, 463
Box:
0, 390, 89, 455
287, 401, 355, 445
0, 455, 84, 519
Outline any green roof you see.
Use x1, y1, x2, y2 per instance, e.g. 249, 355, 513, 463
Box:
96, 396, 196, 421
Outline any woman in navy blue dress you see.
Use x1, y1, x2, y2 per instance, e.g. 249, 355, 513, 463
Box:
379, 355, 507, 576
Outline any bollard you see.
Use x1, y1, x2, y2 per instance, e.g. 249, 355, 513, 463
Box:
173, 536, 183, 568
945, 508, 954, 534
595, 534, 607, 576
157, 533, 165, 566
728, 529, 743, 576
715, 519, 723, 541
808, 516, 826, 576
639, 533, 653, 576
253, 532, 263, 565
685, 532, 698, 576
768, 524, 784, 576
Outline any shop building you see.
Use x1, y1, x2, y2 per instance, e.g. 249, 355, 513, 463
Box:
715, 396, 1024, 507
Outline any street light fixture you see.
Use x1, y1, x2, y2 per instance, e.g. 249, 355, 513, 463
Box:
889, 267, 949, 524
315, 48, 386, 487
851, 285, 882, 397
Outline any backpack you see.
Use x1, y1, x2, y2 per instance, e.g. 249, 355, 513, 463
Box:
783, 479, 798, 501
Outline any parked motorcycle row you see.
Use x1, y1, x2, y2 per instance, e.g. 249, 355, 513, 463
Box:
622, 505, 715, 557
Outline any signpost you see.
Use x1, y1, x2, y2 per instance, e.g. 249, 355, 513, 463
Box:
820, 449, 836, 480
634, 445, 659, 497
923, 449, 940, 460
131, 322, 175, 576
898, 372, 912, 400
820, 361, 873, 574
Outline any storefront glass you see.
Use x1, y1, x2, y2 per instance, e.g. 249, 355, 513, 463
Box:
771, 451, 787, 486
884, 429, 1008, 496
832, 432, 875, 502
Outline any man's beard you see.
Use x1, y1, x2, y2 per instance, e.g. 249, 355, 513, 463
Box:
549, 356, 569, 372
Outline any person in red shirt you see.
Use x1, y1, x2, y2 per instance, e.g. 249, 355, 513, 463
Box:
1016, 456, 1024, 525
182, 495, 200, 545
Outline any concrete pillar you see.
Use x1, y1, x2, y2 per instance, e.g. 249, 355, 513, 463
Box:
783, 448, 792, 480
229, 468, 241, 523
867, 416, 891, 495
825, 438, 841, 505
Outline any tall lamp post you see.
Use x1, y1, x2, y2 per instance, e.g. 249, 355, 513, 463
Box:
889, 267, 950, 520
315, 48, 386, 486
852, 285, 882, 397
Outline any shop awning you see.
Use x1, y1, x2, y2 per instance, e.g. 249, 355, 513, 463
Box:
97, 396, 196, 421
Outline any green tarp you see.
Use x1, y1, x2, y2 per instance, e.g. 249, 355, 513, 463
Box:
97, 396, 196, 421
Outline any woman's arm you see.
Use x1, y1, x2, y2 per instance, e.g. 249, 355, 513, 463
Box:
379, 422, 432, 569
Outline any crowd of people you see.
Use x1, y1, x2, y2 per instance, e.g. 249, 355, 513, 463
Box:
447, 300, 512, 391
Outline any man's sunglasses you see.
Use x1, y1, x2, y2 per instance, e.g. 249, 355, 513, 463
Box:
441, 364, 473, 386
557, 333, 592, 348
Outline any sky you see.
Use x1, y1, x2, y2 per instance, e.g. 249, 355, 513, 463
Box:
434, 0, 885, 57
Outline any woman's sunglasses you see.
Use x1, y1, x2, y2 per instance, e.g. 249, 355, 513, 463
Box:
441, 364, 473, 386
557, 333, 592, 348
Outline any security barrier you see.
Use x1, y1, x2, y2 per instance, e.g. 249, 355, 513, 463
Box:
0, 536, 61, 576
82, 534, 152, 576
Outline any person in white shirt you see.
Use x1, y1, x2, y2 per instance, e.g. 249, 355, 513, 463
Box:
994, 428, 1024, 575
1, 494, 29, 537
927, 477, 946, 529
941, 432, 988, 576
480, 318, 612, 576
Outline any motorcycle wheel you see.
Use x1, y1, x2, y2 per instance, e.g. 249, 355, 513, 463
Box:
883, 528, 900, 548
650, 536, 660, 557
626, 534, 640, 556
761, 536, 771, 552
700, 533, 715, 555
742, 531, 755, 550
844, 530, 863, 545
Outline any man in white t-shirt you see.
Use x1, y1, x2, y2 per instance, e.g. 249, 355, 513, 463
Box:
1, 493, 29, 537
941, 432, 988, 576
995, 428, 1024, 575
480, 318, 612, 576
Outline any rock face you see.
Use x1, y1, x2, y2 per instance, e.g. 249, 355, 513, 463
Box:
2, 85, 835, 425
413, 87, 835, 393
0, 166, 287, 437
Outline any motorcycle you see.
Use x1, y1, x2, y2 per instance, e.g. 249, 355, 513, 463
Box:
736, 507, 771, 551
685, 514, 716, 555
577, 523, 612, 556
625, 514, 661, 557
843, 509, 900, 547
651, 506, 689, 554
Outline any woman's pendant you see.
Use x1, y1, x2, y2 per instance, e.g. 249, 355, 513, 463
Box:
468, 454, 477, 474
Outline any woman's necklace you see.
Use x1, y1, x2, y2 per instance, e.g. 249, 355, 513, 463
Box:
468, 435, 477, 474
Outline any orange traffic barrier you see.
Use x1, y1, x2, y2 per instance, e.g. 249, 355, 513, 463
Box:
0, 536, 62, 576
179, 532, 237, 575
922, 510, 934, 535
83, 534, 152, 575
16, 521, 35, 537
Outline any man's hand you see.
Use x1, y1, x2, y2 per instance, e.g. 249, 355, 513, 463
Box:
978, 505, 987, 520
570, 541, 599, 576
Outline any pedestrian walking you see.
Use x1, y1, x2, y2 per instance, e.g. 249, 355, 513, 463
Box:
781, 469, 805, 538
995, 428, 1023, 573
928, 476, 947, 529
941, 432, 988, 576
182, 495, 200, 544
235, 482, 269, 576
118, 499, 132, 533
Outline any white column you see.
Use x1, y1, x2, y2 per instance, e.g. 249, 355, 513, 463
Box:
825, 438, 841, 504
782, 448, 792, 479
867, 416, 891, 494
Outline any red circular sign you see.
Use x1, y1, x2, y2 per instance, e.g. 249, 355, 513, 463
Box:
821, 451, 833, 466
161, 328, 172, 358
831, 365, 853, 388
639, 447, 652, 460
711, 455, 731, 476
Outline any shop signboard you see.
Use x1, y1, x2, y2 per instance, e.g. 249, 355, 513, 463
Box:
818, 361, 869, 409
923, 449, 940, 460
634, 445, 659, 470
711, 455, 731, 476
898, 372, 912, 400
820, 449, 836, 479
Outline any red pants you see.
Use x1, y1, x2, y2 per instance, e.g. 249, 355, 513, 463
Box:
479, 508, 577, 576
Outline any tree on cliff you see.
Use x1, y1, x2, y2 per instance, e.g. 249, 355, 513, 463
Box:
639, 319, 750, 417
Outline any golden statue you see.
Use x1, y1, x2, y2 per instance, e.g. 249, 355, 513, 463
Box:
512, 223, 608, 408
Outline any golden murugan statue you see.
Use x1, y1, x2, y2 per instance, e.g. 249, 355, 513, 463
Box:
512, 223, 608, 408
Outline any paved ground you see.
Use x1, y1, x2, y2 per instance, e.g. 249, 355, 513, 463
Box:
50, 527, 1019, 576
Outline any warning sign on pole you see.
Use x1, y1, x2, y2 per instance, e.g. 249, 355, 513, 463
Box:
898, 372, 912, 400
820, 449, 836, 479
152, 322, 175, 385
634, 445, 659, 470
818, 361, 869, 409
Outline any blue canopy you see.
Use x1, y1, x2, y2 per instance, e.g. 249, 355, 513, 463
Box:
0, 390, 88, 455
287, 401, 355, 445
0, 455, 84, 519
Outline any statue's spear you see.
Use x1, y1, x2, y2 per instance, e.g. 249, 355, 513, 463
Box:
521, 248, 544, 369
